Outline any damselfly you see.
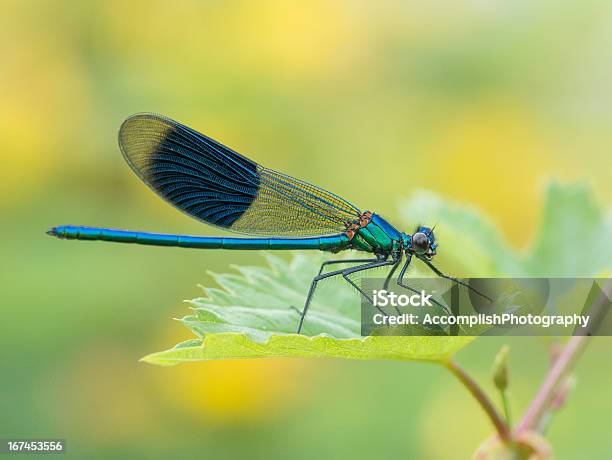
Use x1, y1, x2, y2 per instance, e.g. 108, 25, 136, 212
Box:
48, 114, 487, 333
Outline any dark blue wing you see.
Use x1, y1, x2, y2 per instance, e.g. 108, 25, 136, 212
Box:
118, 113, 361, 236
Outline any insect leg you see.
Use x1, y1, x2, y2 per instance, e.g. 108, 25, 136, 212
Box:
296, 258, 387, 334
291, 258, 380, 315
418, 256, 492, 302
297, 265, 367, 334
383, 256, 402, 291
341, 259, 398, 307
397, 255, 451, 315
316, 258, 381, 276
381, 257, 402, 313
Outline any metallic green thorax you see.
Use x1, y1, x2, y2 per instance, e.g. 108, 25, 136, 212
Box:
350, 214, 402, 255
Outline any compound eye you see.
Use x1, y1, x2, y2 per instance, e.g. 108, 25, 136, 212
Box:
412, 232, 430, 254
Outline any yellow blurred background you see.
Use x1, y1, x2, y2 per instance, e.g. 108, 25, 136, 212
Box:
1, 1, 611, 458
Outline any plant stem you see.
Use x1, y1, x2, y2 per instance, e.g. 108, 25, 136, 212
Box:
516, 278, 612, 433
515, 335, 589, 433
500, 389, 512, 427
446, 359, 511, 442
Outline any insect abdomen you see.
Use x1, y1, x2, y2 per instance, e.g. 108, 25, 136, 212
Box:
48, 226, 351, 252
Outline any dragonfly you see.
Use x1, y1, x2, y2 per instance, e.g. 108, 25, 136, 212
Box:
47, 113, 488, 333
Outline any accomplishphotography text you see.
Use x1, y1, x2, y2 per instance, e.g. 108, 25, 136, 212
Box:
371, 312, 590, 328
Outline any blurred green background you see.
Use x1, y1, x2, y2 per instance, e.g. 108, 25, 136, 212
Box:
1, 1, 611, 458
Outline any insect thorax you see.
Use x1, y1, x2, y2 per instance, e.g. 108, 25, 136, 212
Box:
347, 213, 401, 255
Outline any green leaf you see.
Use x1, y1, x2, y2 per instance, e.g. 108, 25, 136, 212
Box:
524, 181, 612, 276
143, 252, 473, 365
191, 254, 361, 338
141, 334, 473, 366
143, 182, 611, 365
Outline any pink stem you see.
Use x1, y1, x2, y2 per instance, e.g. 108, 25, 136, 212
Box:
516, 335, 589, 433
517, 279, 612, 432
